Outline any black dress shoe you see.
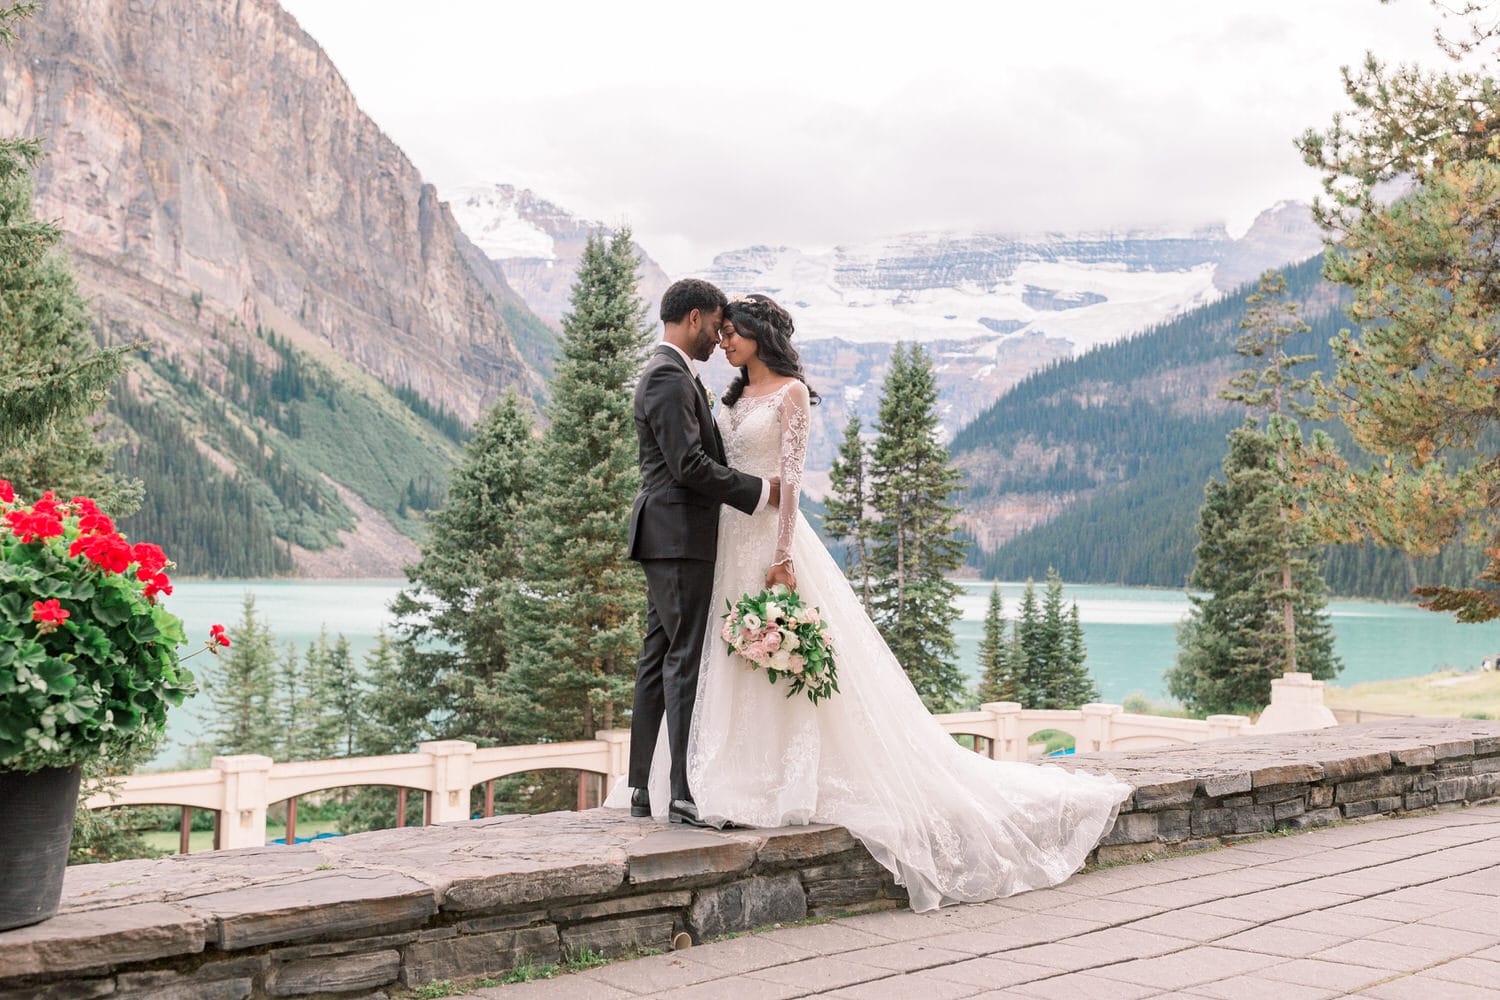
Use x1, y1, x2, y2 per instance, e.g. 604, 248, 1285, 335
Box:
630, 787, 650, 818
668, 798, 713, 828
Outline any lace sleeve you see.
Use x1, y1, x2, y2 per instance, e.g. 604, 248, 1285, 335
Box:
773, 380, 811, 568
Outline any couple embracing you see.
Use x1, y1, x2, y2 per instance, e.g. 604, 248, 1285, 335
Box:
605, 279, 1130, 911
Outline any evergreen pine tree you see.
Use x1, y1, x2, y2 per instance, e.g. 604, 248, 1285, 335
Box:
276, 641, 307, 760
342, 632, 426, 834
1055, 599, 1099, 708
867, 343, 967, 711
975, 585, 1020, 704
1013, 580, 1045, 709
321, 632, 361, 758
1167, 427, 1342, 714
388, 392, 537, 742
824, 413, 873, 613
0, 3, 135, 508
203, 595, 279, 756
1168, 272, 1342, 715
501, 228, 651, 756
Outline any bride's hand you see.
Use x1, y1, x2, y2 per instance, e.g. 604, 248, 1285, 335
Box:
766, 562, 796, 592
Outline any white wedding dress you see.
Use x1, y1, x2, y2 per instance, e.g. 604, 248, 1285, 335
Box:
608, 379, 1131, 911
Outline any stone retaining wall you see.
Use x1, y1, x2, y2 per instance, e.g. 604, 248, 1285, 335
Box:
2, 717, 1497, 999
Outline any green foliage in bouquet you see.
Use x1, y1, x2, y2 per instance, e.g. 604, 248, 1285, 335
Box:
0, 483, 204, 772
721, 584, 839, 704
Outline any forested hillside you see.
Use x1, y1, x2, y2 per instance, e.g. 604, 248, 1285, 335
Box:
953, 254, 1486, 599
107, 323, 463, 577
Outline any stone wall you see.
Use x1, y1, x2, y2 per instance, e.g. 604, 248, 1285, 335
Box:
2, 718, 1497, 999
1058, 718, 1500, 864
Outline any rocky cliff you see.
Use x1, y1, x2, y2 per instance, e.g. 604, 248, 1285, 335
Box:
0, 0, 545, 423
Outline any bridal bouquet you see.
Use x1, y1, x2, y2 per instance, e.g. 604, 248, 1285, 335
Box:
721, 584, 838, 704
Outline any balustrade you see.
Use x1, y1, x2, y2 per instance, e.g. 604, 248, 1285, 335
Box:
88, 699, 1281, 852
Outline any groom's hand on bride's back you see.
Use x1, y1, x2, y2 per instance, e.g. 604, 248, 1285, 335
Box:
767, 477, 781, 508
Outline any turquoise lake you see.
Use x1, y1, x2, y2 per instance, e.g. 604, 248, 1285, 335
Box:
154, 579, 1500, 767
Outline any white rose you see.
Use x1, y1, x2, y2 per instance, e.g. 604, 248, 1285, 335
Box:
782, 632, 800, 652
764, 602, 783, 624
742, 612, 762, 631
770, 650, 792, 672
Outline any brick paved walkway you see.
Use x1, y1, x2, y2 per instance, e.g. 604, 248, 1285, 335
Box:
475, 803, 1500, 999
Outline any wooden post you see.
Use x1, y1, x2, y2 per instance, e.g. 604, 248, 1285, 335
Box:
577, 772, 588, 811
212, 810, 221, 851
179, 806, 192, 855
396, 787, 408, 828
423, 791, 431, 826
285, 796, 298, 845
484, 779, 495, 818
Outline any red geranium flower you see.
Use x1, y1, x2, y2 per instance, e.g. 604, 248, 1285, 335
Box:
209, 624, 231, 648
143, 572, 173, 599
70, 531, 133, 574
0, 480, 13, 504
32, 598, 70, 632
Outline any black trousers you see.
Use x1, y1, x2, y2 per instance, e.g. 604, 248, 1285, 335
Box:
629, 558, 716, 802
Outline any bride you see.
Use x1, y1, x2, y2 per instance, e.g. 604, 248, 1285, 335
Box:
612, 293, 1130, 912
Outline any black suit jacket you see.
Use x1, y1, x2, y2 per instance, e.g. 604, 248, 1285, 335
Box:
628, 346, 763, 562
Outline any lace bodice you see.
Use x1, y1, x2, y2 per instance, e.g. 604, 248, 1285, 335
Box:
719, 379, 810, 567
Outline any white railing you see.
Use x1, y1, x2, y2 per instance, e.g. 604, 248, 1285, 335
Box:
85, 704, 1254, 852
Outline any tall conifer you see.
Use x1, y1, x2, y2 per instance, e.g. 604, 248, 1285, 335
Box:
387, 392, 537, 742
203, 595, 279, 756
976, 585, 1019, 704
501, 228, 651, 751
824, 413, 873, 613
867, 343, 967, 711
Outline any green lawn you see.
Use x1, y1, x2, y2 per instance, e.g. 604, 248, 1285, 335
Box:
1326, 669, 1500, 720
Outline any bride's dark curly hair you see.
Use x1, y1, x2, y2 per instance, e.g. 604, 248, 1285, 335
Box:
721, 293, 821, 408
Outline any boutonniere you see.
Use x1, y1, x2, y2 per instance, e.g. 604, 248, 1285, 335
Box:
705, 387, 717, 410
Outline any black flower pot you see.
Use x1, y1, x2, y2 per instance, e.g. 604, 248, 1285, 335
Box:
0, 764, 82, 931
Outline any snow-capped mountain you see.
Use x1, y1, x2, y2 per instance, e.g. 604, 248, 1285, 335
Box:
450, 187, 1324, 483
694, 212, 1322, 353
448, 184, 672, 327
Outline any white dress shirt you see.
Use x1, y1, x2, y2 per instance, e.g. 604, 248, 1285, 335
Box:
658, 341, 770, 513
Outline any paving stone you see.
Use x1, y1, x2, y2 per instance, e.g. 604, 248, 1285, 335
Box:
1257, 957, 1396, 991
0, 901, 205, 977
1424, 956, 1500, 988
1357, 975, 1500, 1000
637, 974, 805, 1000
1088, 945, 1275, 989
837, 940, 975, 973
1189, 975, 1340, 1000
1315, 937, 1460, 971
183, 871, 436, 950
747, 955, 889, 991
685, 932, 817, 974
575, 951, 726, 994
922, 957, 1055, 989
471, 975, 635, 999
400, 924, 560, 986
266, 950, 401, 995
1217, 924, 1345, 957
1008, 972, 1159, 1000
1128, 910, 1256, 942
823, 970, 984, 999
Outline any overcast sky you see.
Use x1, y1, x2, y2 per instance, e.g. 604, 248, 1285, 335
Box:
280, 1, 1455, 272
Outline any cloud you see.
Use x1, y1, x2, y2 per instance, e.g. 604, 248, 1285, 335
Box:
282, 0, 1454, 272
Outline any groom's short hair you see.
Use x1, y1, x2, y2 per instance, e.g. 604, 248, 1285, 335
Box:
660, 279, 728, 325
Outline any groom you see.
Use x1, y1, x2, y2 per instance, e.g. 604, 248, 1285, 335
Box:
627, 278, 778, 827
